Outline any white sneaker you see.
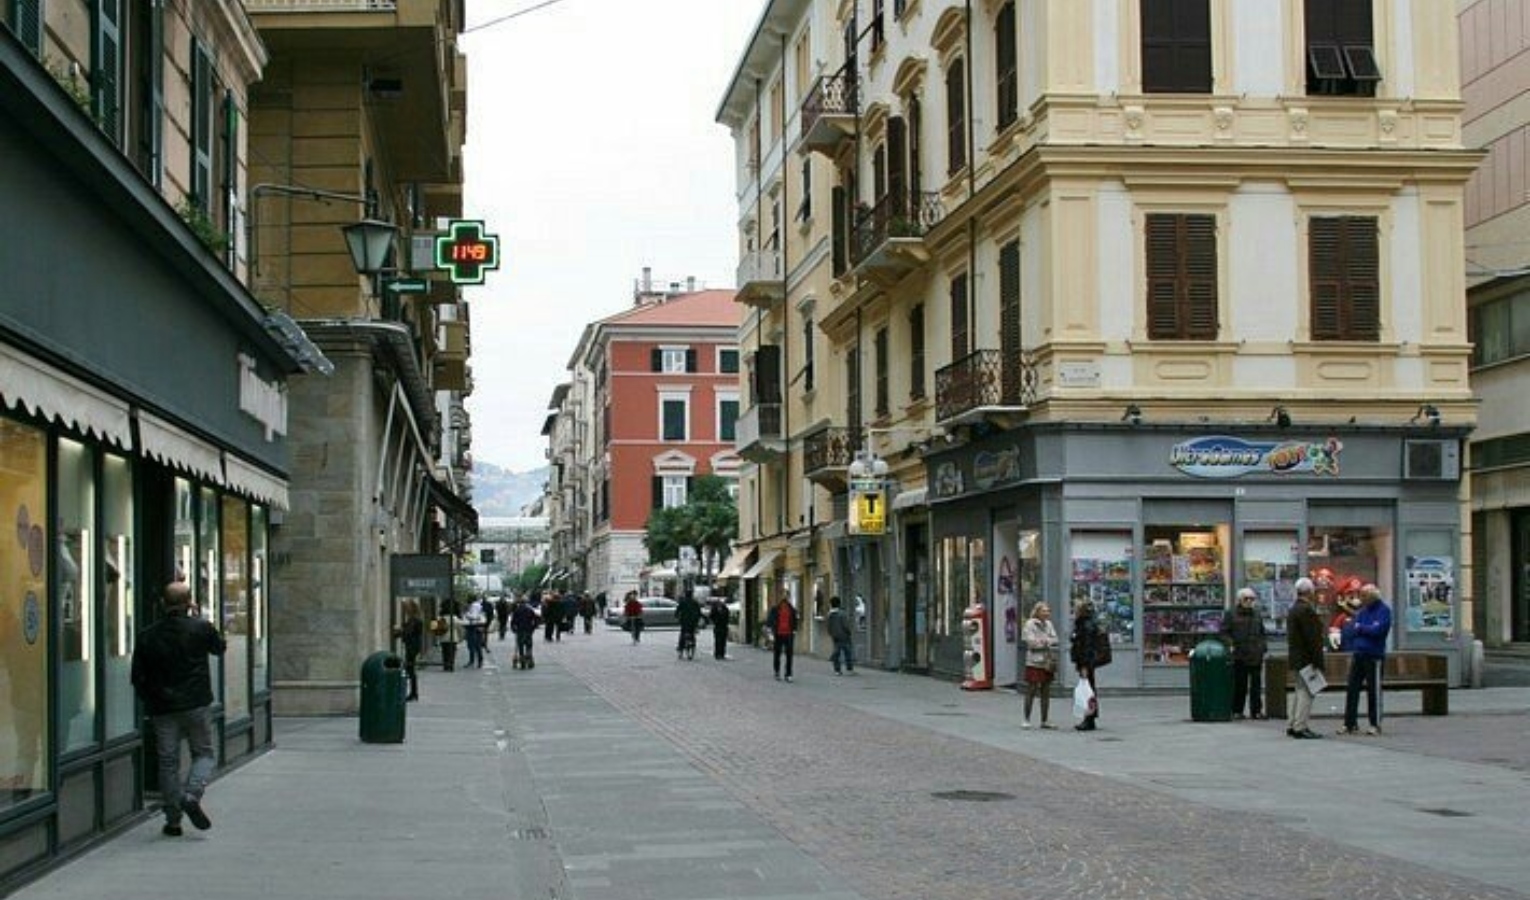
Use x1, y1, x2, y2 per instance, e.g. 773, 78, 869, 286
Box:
1020, 720, 1032, 729
1364, 725, 1381, 736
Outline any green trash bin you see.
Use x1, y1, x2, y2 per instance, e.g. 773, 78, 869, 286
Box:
1188, 638, 1233, 722
359, 651, 406, 743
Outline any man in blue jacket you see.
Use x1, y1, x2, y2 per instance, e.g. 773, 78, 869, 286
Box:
1339, 583, 1393, 736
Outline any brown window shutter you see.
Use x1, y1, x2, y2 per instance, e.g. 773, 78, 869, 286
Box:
950, 273, 969, 360
1183, 214, 1218, 339
832, 185, 847, 275
1145, 214, 1181, 339
1345, 217, 1380, 341
1310, 216, 1383, 341
887, 116, 907, 216
998, 239, 1022, 402
946, 59, 966, 174
995, 2, 1018, 130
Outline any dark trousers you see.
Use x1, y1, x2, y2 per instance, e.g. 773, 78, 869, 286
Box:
441, 641, 458, 671
712, 626, 728, 659
1231, 660, 1263, 716
772, 633, 795, 678
544, 618, 556, 642
404, 648, 419, 699
1344, 653, 1383, 729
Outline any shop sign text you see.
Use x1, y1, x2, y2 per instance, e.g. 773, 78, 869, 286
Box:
1169, 435, 1343, 479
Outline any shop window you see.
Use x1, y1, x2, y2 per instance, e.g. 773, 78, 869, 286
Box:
222, 496, 249, 722
936, 536, 969, 638
1306, 524, 1392, 625
199, 487, 222, 700
1142, 525, 1228, 665
1242, 532, 1298, 640
252, 506, 269, 693
1404, 531, 1454, 637
173, 477, 195, 586
103, 453, 137, 740
58, 439, 98, 752
0, 419, 50, 806
1070, 531, 1135, 648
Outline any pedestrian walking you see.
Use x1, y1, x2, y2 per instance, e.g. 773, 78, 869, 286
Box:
623, 591, 645, 643
510, 598, 539, 669
463, 595, 487, 668
826, 596, 855, 675
496, 596, 512, 641
130, 581, 226, 836
544, 591, 562, 643
1069, 600, 1102, 731
438, 599, 464, 672
1219, 588, 1268, 719
1020, 602, 1059, 729
579, 593, 596, 634
1338, 583, 1393, 736
675, 590, 702, 659
767, 592, 799, 682
394, 598, 423, 701
1285, 577, 1325, 739
706, 593, 730, 659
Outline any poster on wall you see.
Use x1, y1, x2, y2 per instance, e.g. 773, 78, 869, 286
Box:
998, 556, 1017, 644
1405, 556, 1454, 633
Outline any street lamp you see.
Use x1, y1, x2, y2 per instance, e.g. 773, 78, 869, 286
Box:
847, 451, 889, 480
341, 218, 399, 276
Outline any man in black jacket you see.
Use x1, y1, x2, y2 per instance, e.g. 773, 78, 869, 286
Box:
1285, 577, 1325, 740
1220, 587, 1268, 719
131, 581, 226, 836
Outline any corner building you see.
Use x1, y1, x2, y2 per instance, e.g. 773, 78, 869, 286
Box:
722, 0, 1479, 688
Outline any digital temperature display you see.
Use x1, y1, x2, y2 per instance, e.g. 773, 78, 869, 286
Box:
434, 220, 500, 285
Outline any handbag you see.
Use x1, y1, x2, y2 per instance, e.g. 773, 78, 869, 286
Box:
1072, 679, 1096, 722
428, 618, 446, 637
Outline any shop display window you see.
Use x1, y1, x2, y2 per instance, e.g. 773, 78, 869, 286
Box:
252, 506, 269, 693
199, 487, 222, 700
1069, 531, 1135, 646
173, 478, 195, 588
1307, 525, 1392, 625
0, 420, 49, 805
937, 536, 969, 638
222, 496, 249, 721
1404, 531, 1454, 635
1142, 525, 1228, 665
1242, 532, 1299, 638
103, 454, 137, 740
58, 438, 98, 752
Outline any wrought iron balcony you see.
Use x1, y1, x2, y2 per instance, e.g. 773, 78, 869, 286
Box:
852, 191, 943, 280
803, 426, 861, 489
735, 247, 785, 308
800, 65, 858, 156
935, 349, 1038, 425
735, 402, 785, 464
246, 0, 397, 9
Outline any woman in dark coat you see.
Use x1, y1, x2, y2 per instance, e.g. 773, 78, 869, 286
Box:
395, 598, 424, 701
1070, 600, 1101, 731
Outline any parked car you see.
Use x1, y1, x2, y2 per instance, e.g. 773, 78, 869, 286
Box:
605, 596, 680, 629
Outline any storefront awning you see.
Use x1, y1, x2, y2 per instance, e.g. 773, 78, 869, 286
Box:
716, 546, 754, 580
426, 475, 479, 540
137, 411, 224, 484
892, 487, 927, 511
0, 344, 132, 449
223, 453, 290, 511
741, 549, 781, 580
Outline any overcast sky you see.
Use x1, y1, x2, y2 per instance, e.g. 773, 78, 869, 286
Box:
459, 0, 762, 473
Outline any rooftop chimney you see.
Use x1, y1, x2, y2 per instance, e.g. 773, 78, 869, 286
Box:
642, 266, 652, 293
687, 276, 696, 292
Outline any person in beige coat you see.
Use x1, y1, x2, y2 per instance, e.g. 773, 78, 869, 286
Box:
1020, 602, 1060, 729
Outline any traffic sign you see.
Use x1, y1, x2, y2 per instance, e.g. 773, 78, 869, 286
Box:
434, 219, 500, 285
385, 278, 430, 295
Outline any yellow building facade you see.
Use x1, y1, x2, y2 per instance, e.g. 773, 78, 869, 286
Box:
723, 0, 1479, 687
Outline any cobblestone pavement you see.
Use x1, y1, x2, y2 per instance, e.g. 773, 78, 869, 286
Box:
544, 629, 1528, 900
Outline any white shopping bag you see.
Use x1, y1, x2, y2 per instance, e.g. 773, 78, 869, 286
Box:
1072, 679, 1096, 722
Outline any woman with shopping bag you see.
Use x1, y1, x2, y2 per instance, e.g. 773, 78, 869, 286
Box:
1070, 600, 1102, 731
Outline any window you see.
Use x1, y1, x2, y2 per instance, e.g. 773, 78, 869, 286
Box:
251, 506, 269, 692
907, 95, 923, 198
222, 496, 249, 721
794, 29, 811, 101
1305, 0, 1380, 96
103, 453, 136, 740
770, 76, 784, 144
1309, 216, 1379, 342
946, 57, 966, 174
94, 0, 125, 143
998, 239, 1022, 399
797, 156, 813, 221
870, 0, 885, 53
718, 347, 740, 374
995, 2, 1017, 132
1144, 213, 1218, 340
661, 396, 689, 441
58, 439, 98, 752
802, 318, 816, 392
191, 39, 215, 213
950, 273, 970, 360
653, 346, 693, 373
1142, 525, 1227, 664
846, 350, 862, 431
6, 0, 42, 54
874, 326, 890, 417
129, 0, 165, 185
909, 303, 926, 399
0, 419, 49, 808
1141, 0, 1212, 93
598, 478, 610, 523
1471, 288, 1530, 367
832, 184, 849, 275
719, 395, 740, 442
198, 486, 221, 699
656, 475, 690, 510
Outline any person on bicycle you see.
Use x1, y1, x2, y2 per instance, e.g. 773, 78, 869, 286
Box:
675, 589, 703, 660
623, 591, 645, 644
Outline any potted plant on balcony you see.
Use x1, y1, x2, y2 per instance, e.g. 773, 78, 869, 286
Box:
888, 216, 922, 238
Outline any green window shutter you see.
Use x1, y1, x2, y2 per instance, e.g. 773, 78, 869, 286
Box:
190, 39, 213, 212
650, 348, 662, 371
12, 0, 43, 55
94, 0, 123, 142
831, 185, 847, 275
144, 0, 164, 186
221, 89, 238, 260
652, 477, 663, 510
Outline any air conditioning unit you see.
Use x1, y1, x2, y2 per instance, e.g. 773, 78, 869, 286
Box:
1403, 440, 1460, 481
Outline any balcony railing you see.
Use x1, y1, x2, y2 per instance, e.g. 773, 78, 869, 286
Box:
735, 247, 785, 307
934, 349, 1038, 423
852, 191, 944, 267
803, 426, 860, 477
735, 402, 785, 463
800, 65, 858, 154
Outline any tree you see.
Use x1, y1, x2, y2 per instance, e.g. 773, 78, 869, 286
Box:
514, 563, 549, 593
643, 475, 739, 577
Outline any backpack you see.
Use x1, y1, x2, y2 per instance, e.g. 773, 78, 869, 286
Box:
1093, 628, 1113, 667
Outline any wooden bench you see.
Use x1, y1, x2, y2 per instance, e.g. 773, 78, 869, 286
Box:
1264, 652, 1449, 719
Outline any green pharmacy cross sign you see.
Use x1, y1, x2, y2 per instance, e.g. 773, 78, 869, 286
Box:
434, 220, 501, 285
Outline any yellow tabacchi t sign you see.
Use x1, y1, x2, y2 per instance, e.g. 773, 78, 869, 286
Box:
850, 488, 886, 536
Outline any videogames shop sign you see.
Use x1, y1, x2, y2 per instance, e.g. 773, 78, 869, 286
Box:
1169, 436, 1343, 479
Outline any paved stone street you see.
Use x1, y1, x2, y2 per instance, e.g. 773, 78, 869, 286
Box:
12, 626, 1529, 900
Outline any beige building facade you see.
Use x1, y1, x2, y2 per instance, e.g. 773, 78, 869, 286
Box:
723, 0, 1479, 687
1460, 0, 1530, 650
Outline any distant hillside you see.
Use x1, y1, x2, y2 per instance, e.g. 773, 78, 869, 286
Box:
472, 462, 547, 517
